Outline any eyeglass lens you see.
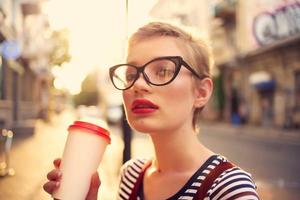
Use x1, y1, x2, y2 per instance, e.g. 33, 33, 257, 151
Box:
112, 58, 177, 89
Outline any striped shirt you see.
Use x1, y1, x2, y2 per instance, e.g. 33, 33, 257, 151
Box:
118, 155, 260, 200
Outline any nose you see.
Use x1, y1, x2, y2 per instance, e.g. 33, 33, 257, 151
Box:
132, 73, 150, 92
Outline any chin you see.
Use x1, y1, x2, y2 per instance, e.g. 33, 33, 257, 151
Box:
129, 120, 161, 133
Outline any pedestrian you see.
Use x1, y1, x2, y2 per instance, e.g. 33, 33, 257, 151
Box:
44, 21, 260, 199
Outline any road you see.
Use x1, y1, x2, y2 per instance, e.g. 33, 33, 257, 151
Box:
199, 126, 300, 200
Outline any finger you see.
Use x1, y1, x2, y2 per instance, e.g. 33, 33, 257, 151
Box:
85, 172, 101, 200
47, 169, 62, 181
53, 158, 62, 168
43, 181, 60, 194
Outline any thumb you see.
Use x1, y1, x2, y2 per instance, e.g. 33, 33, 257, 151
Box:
86, 172, 101, 200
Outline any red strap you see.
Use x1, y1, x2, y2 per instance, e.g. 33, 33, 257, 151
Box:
129, 160, 152, 200
194, 162, 234, 200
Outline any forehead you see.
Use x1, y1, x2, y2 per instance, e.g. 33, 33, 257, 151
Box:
126, 36, 188, 65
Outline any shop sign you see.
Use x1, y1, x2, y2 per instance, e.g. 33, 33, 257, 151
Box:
253, 2, 300, 46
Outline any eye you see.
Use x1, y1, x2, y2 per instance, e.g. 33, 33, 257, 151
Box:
155, 65, 175, 78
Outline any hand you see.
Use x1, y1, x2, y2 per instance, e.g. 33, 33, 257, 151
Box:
43, 158, 62, 195
43, 158, 101, 200
86, 172, 101, 200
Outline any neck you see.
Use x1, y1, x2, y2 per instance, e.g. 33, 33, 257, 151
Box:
149, 127, 213, 173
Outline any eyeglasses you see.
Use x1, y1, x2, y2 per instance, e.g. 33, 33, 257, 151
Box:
109, 56, 208, 90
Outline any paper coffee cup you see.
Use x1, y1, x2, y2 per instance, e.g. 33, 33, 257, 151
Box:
52, 119, 111, 200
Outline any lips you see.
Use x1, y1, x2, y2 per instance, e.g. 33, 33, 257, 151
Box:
131, 99, 159, 114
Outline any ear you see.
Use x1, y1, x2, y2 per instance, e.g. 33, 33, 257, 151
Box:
193, 77, 213, 108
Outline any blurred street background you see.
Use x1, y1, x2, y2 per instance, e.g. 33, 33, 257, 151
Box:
0, 0, 300, 199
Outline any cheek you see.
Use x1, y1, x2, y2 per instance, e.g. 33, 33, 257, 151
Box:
161, 81, 195, 113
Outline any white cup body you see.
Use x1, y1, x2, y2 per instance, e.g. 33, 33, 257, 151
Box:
52, 128, 109, 200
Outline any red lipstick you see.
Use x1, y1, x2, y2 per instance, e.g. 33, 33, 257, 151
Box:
131, 99, 159, 114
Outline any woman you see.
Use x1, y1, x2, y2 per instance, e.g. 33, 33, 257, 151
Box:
44, 22, 260, 200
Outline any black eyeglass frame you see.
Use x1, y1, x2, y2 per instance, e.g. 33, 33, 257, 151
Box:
109, 56, 209, 90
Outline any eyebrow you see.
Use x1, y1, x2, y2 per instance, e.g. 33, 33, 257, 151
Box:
126, 60, 139, 66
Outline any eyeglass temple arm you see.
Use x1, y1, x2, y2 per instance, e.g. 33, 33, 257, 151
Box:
182, 62, 209, 79
188, 65, 201, 78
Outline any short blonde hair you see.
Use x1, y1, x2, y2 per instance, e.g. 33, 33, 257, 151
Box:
127, 22, 214, 130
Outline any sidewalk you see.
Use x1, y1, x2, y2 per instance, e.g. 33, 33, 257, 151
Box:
200, 121, 300, 145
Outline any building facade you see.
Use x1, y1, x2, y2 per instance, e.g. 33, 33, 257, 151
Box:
0, 0, 52, 135
212, 0, 300, 129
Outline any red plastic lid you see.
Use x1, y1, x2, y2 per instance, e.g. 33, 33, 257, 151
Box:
68, 120, 111, 144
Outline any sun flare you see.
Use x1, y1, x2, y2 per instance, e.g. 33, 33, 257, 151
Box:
43, 0, 157, 95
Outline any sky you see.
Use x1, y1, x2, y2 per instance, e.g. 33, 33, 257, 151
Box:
43, 0, 157, 94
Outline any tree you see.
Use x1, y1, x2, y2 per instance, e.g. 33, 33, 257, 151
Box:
49, 28, 71, 66
73, 71, 99, 107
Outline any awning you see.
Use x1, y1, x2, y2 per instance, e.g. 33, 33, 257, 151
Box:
21, 3, 41, 16
249, 71, 276, 91
254, 80, 276, 91
217, 33, 300, 68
